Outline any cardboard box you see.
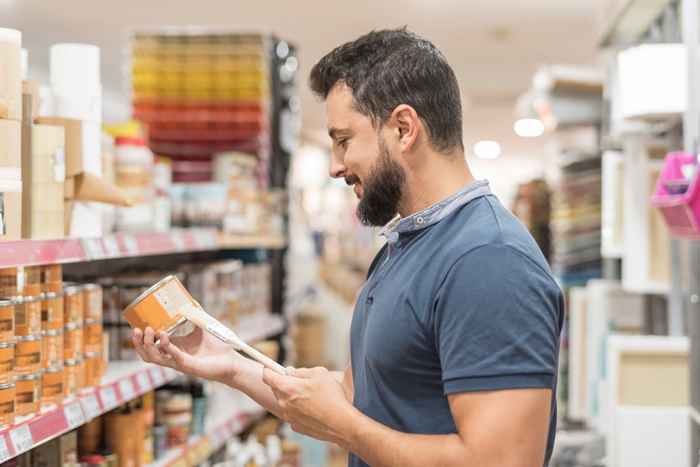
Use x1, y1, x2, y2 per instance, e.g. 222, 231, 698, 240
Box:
35, 117, 101, 177
0, 37, 21, 121
0, 190, 21, 241
22, 80, 39, 121
0, 119, 21, 168
21, 121, 65, 239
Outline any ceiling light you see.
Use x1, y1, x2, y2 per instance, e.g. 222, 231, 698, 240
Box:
473, 140, 501, 159
514, 118, 545, 138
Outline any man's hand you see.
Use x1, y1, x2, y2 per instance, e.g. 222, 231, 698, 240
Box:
262, 367, 356, 447
132, 326, 247, 383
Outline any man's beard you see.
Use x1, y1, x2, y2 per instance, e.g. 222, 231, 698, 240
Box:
355, 138, 406, 227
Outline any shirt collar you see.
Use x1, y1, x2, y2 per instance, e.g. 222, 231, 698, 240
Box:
379, 180, 491, 242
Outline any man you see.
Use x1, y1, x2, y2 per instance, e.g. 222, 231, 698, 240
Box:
133, 28, 564, 467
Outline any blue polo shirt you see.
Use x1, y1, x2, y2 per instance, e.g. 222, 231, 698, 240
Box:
349, 180, 564, 467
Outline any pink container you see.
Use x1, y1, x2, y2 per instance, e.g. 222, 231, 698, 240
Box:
651, 151, 700, 238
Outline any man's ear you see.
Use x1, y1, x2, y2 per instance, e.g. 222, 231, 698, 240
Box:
390, 104, 420, 152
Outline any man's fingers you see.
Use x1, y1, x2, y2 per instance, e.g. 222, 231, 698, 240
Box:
158, 334, 194, 371
289, 367, 314, 378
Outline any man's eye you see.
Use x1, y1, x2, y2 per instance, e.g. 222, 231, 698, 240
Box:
338, 138, 348, 149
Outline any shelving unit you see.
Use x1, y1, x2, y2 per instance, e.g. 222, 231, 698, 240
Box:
0, 315, 283, 463
148, 406, 266, 467
0, 229, 286, 269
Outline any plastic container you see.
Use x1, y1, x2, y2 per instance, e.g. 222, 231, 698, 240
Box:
41, 366, 65, 408
0, 299, 15, 342
64, 322, 83, 360
82, 284, 102, 321
651, 151, 700, 238
42, 329, 63, 368
0, 382, 15, 428
64, 358, 85, 397
41, 291, 64, 331
50, 43, 101, 96
0, 342, 14, 383
15, 295, 42, 336
15, 372, 40, 417
15, 335, 42, 374
64, 285, 84, 324
83, 319, 102, 354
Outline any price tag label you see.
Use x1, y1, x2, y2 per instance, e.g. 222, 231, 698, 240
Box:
136, 372, 150, 392
0, 437, 11, 462
150, 367, 165, 387
118, 378, 135, 401
80, 393, 101, 420
164, 368, 178, 380
100, 386, 118, 411
9, 425, 33, 454
64, 401, 86, 429
103, 236, 121, 257
123, 235, 139, 256
172, 232, 186, 251
83, 239, 104, 260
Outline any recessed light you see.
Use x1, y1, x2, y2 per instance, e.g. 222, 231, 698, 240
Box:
514, 118, 545, 138
473, 140, 501, 159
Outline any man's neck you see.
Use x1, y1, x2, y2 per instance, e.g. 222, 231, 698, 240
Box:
398, 152, 475, 217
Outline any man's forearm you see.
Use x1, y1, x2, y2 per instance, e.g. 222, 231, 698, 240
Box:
221, 360, 347, 420
340, 409, 469, 467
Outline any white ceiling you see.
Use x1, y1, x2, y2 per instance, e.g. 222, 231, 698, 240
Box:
1, 0, 607, 159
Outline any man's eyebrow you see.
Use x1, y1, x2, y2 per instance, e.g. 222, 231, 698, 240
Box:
328, 127, 351, 140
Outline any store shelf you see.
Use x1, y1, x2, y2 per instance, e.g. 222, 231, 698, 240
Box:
599, 0, 675, 46
0, 362, 179, 463
0, 228, 287, 268
219, 233, 286, 250
0, 312, 282, 463
148, 406, 266, 467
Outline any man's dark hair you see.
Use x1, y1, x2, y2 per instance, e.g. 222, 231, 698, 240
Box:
309, 27, 464, 153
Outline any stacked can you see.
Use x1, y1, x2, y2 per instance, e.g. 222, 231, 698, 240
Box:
0, 295, 15, 428
82, 284, 104, 387
15, 292, 42, 419
63, 284, 84, 398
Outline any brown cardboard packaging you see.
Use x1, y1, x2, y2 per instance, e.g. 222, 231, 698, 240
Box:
0, 119, 21, 168
72, 172, 132, 206
21, 80, 39, 122
0, 35, 21, 121
35, 117, 100, 177
21, 119, 65, 239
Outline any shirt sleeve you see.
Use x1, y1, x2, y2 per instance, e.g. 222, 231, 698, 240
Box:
433, 243, 563, 395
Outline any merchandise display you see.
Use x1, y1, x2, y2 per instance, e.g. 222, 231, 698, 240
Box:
8, 4, 696, 467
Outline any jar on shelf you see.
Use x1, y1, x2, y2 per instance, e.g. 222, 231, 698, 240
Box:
84, 351, 103, 387
41, 366, 64, 408
0, 298, 15, 342
64, 322, 83, 360
40, 264, 63, 291
0, 268, 20, 298
84, 320, 103, 354
42, 328, 63, 369
15, 372, 41, 417
41, 291, 64, 331
64, 358, 85, 397
23, 266, 41, 296
64, 285, 84, 325
82, 284, 102, 322
15, 295, 41, 337
15, 334, 42, 375
0, 382, 15, 428
0, 342, 14, 384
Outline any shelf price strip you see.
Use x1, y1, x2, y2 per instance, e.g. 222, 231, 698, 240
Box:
64, 401, 86, 429
9, 425, 33, 454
